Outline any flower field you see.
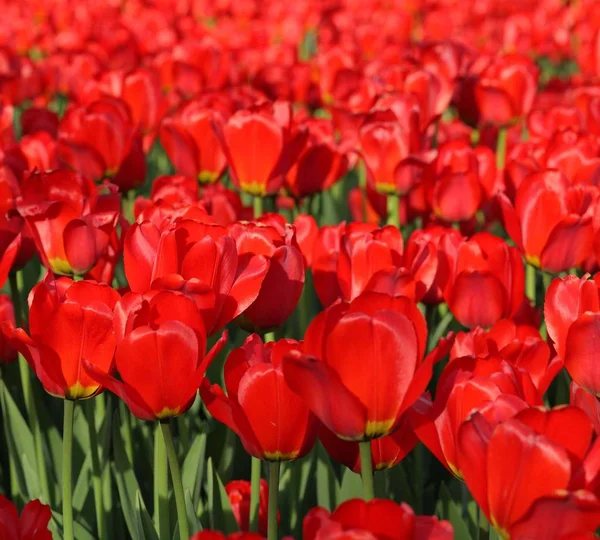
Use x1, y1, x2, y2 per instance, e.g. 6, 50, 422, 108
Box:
1, 0, 600, 539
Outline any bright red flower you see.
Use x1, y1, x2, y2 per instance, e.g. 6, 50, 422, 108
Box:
201, 334, 318, 460
444, 233, 525, 328
498, 170, 598, 273
85, 295, 227, 420
225, 479, 269, 535
458, 407, 600, 539
0, 295, 16, 365
2, 274, 119, 399
190, 532, 264, 540
542, 129, 600, 186
0, 496, 52, 540
319, 414, 417, 473
571, 382, 600, 435
283, 292, 446, 441
16, 169, 121, 276
123, 217, 269, 335
303, 499, 453, 540
159, 100, 227, 184
214, 103, 307, 196
545, 274, 600, 395
58, 96, 146, 192
293, 214, 319, 267
474, 53, 539, 126
228, 221, 305, 331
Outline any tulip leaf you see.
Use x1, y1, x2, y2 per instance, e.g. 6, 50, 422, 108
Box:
206, 457, 238, 534
338, 467, 363, 503
112, 409, 144, 540
185, 488, 201, 533
386, 462, 415, 508
51, 510, 97, 540
315, 443, 340, 511
182, 431, 207, 505
136, 490, 160, 540
72, 453, 91, 512
435, 482, 472, 540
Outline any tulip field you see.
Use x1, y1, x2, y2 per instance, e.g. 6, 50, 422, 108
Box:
3, 0, 600, 539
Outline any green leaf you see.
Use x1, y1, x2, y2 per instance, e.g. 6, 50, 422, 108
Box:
315, 443, 340, 511
51, 510, 97, 540
386, 463, 415, 507
338, 467, 363, 504
182, 432, 207, 506
72, 454, 91, 512
136, 490, 159, 540
286, 452, 314, 535
184, 488, 201, 534
435, 483, 472, 540
206, 457, 238, 534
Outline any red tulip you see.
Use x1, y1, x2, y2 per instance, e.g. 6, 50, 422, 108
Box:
319, 415, 417, 473
123, 217, 269, 335
458, 407, 600, 538
282, 292, 446, 441
444, 233, 525, 328
228, 221, 305, 331
17, 169, 121, 276
2, 274, 119, 399
58, 96, 146, 192
0, 295, 16, 365
475, 53, 539, 126
428, 140, 498, 223
201, 334, 318, 460
498, 170, 598, 273
545, 274, 600, 394
293, 214, 318, 267
225, 479, 270, 535
214, 103, 307, 196
159, 100, 227, 184
571, 382, 600, 435
190, 532, 264, 540
85, 301, 227, 420
542, 129, 600, 186
303, 499, 453, 540
0, 495, 52, 540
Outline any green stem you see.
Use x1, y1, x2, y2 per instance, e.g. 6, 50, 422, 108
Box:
267, 461, 280, 540
63, 399, 75, 540
154, 424, 170, 540
85, 401, 106, 539
358, 441, 374, 501
264, 331, 276, 343
386, 193, 400, 228
10, 271, 50, 504
496, 126, 507, 170
160, 421, 189, 540
526, 264, 536, 305
253, 196, 263, 219
249, 456, 262, 532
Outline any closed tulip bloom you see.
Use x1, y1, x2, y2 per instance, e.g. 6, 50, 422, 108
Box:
475, 53, 539, 126
303, 499, 453, 540
458, 407, 600, 539
214, 103, 307, 196
498, 170, 598, 273
123, 217, 269, 334
85, 308, 227, 421
200, 334, 318, 460
2, 274, 119, 399
283, 292, 446, 442
0, 495, 52, 540
228, 221, 305, 331
17, 169, 121, 276
225, 479, 270, 535
545, 274, 600, 395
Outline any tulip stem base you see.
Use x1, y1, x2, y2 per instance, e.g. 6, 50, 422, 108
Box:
63, 399, 75, 540
359, 441, 374, 501
386, 193, 400, 228
253, 196, 263, 219
85, 401, 106, 540
496, 126, 507, 170
526, 264, 536, 305
154, 424, 170, 540
268, 461, 280, 540
249, 456, 262, 532
160, 420, 189, 540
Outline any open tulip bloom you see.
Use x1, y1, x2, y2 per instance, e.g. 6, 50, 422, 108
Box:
2, 2, 600, 540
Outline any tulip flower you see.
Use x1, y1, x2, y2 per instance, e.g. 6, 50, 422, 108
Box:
190, 533, 264, 540
3, 274, 119, 400
458, 407, 600, 539
123, 217, 269, 334
474, 53, 539, 127
0, 495, 52, 540
159, 100, 227, 184
443, 233, 525, 328
571, 382, 600, 435
303, 499, 453, 540
545, 274, 600, 395
0, 295, 16, 364
214, 103, 307, 197
17, 169, 122, 276
226, 480, 270, 535
498, 170, 598, 273
228, 221, 305, 332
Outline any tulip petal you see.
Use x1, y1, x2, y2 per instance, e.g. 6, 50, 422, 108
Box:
564, 312, 600, 395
